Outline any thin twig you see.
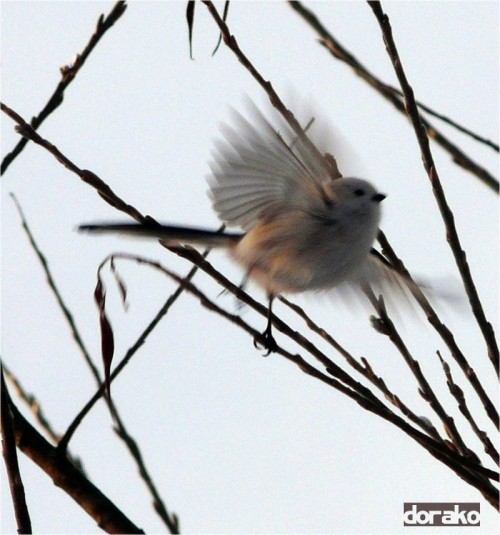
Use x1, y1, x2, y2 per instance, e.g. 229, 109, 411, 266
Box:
11, 194, 101, 381
110, 408, 179, 534
377, 231, 499, 430
212, 1, 230, 56
288, 0, 499, 192
2, 362, 61, 445
279, 296, 444, 442
367, 1, 499, 374
2, 102, 147, 224
58, 257, 209, 452
88, 253, 500, 505
10, 194, 179, 533
363, 292, 498, 504
201, 1, 327, 165
437, 352, 499, 465
363, 287, 472, 459
402, 95, 498, 152
1, 1, 127, 175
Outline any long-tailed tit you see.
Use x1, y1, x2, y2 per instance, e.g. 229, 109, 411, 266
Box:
80, 101, 410, 351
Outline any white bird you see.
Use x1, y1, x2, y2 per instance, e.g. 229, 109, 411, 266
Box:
80, 101, 410, 351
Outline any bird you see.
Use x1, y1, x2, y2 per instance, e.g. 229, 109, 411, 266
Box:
79, 100, 409, 352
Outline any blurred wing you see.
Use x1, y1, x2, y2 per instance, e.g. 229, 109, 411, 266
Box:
335, 250, 462, 319
355, 251, 423, 312
208, 100, 334, 230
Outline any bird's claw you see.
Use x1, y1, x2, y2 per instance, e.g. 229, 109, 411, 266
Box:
253, 326, 278, 356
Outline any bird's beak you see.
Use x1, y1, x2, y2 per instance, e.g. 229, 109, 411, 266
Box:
372, 193, 386, 203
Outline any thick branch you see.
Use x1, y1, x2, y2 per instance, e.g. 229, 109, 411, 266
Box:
1, 369, 32, 534
7, 383, 144, 533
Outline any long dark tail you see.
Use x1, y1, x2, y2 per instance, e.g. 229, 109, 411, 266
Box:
78, 222, 243, 247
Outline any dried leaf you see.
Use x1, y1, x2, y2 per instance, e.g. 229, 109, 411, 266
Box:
186, 1, 196, 60
110, 257, 128, 310
94, 279, 114, 396
212, 1, 230, 56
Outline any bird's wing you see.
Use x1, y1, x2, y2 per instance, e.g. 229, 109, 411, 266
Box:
208, 100, 337, 230
353, 250, 425, 313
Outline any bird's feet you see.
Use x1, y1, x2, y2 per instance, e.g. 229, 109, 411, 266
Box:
253, 324, 278, 356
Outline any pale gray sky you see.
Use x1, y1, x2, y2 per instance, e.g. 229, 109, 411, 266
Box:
1, 1, 498, 533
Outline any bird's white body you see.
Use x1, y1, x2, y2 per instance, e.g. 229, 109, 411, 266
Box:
208, 103, 385, 296
231, 178, 382, 294
80, 100, 399, 302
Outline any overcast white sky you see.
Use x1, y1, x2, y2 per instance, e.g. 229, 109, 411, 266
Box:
1, 1, 498, 534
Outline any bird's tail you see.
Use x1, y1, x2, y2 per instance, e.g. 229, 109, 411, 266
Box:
78, 223, 243, 247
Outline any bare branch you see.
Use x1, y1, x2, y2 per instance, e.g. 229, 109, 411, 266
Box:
288, 0, 499, 192
364, 287, 472, 458
201, 0, 327, 165
212, 1, 230, 56
280, 296, 444, 442
1, 1, 127, 175
367, 1, 498, 374
11, 193, 101, 381
2, 102, 147, 224
377, 231, 499, 429
404, 98, 498, 152
111, 409, 180, 534
6, 385, 145, 534
437, 352, 499, 465
1, 369, 32, 534
10, 194, 179, 532
87, 253, 499, 506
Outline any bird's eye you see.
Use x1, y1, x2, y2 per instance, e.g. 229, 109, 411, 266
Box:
354, 188, 365, 197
